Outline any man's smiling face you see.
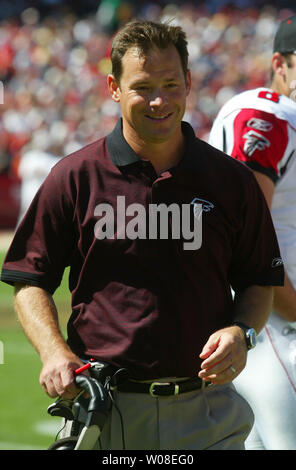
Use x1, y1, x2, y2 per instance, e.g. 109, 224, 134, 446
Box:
108, 44, 191, 146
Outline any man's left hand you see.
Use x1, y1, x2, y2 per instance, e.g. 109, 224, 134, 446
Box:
198, 326, 247, 385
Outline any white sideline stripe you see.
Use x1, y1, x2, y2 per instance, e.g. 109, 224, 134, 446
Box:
0, 420, 61, 450
0, 441, 44, 450
34, 419, 60, 436
4, 342, 35, 355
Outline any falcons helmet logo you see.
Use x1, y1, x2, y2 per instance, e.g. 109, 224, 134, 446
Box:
243, 130, 270, 157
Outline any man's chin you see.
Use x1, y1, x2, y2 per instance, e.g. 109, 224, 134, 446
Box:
139, 124, 180, 144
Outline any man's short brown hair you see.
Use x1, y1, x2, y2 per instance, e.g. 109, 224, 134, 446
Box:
110, 19, 189, 84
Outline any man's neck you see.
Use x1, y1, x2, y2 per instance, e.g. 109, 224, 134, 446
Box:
123, 125, 185, 175
270, 79, 289, 97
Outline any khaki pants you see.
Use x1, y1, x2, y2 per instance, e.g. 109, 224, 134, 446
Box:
61, 382, 254, 450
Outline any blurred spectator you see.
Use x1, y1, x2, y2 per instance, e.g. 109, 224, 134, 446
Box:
16, 133, 62, 225
0, 1, 295, 228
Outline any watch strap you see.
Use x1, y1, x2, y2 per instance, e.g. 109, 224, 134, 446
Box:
232, 321, 252, 332
232, 321, 257, 350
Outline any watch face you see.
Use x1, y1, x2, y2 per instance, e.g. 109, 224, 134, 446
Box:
246, 328, 257, 349
233, 322, 257, 350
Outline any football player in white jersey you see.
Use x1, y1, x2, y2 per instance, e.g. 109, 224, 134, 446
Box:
209, 15, 296, 450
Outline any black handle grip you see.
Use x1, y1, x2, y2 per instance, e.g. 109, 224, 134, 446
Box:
74, 374, 111, 415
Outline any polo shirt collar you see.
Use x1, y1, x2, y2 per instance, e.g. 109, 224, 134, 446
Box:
106, 118, 196, 168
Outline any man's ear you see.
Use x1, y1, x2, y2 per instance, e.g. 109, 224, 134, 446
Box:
107, 74, 120, 102
271, 52, 287, 78
185, 69, 191, 97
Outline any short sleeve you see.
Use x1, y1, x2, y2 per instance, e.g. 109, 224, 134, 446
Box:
1, 167, 76, 294
231, 109, 289, 183
228, 170, 284, 292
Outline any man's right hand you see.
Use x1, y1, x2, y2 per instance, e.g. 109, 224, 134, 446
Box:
13, 284, 88, 399
39, 351, 86, 398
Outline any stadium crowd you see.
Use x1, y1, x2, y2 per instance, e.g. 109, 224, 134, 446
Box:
0, 1, 295, 225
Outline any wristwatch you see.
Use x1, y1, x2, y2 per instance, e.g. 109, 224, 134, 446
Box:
233, 321, 257, 350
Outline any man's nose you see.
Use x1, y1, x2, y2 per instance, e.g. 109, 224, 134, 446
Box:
149, 92, 168, 108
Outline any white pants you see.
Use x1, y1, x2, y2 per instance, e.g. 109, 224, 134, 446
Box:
234, 312, 296, 450
61, 382, 253, 450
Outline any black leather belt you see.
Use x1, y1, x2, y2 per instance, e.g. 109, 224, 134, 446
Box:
116, 377, 211, 397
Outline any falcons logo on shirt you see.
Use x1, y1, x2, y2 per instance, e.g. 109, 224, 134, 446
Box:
243, 130, 270, 157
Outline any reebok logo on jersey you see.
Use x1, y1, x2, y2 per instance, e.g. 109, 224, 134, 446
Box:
243, 130, 270, 157
247, 118, 273, 132
271, 257, 284, 268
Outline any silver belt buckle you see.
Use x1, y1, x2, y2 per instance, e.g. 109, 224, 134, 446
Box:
149, 381, 179, 397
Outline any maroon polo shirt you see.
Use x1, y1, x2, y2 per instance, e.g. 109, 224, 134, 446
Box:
1, 119, 284, 379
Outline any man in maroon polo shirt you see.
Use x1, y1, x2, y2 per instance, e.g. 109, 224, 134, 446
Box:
1, 20, 284, 450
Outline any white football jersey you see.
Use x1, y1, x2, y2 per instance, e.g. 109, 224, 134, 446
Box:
209, 87, 296, 287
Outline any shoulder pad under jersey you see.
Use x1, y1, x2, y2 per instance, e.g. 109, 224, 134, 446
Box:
219, 88, 296, 129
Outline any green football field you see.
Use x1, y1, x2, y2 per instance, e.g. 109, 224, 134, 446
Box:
0, 249, 72, 450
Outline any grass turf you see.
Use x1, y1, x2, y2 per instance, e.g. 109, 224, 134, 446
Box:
0, 250, 72, 450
